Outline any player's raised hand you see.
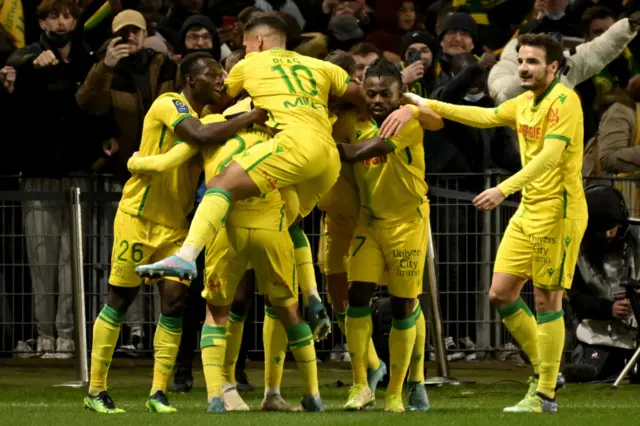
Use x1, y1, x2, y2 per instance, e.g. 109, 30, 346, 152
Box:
33, 50, 58, 68
402, 61, 425, 85
380, 105, 414, 138
473, 187, 506, 211
104, 37, 130, 68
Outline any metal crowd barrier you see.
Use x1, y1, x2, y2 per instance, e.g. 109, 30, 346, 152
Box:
2, 172, 639, 383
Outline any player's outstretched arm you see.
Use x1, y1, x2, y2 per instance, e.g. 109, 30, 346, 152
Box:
380, 104, 443, 138
337, 138, 394, 163
403, 92, 517, 129
174, 109, 267, 147
128, 143, 199, 174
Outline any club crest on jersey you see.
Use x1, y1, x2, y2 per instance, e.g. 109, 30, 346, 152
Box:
547, 107, 560, 125
173, 99, 189, 113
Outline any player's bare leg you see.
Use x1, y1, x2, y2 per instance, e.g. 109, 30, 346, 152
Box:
145, 280, 188, 413
136, 162, 261, 279
221, 272, 254, 412
270, 296, 325, 412
344, 281, 376, 410
84, 286, 139, 413
201, 303, 231, 413
504, 287, 563, 414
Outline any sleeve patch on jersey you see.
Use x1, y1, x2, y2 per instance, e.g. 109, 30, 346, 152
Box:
345, 76, 351, 84
173, 99, 189, 113
384, 138, 397, 149
545, 134, 570, 144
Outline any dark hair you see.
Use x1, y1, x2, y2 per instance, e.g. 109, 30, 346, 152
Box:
37, 0, 80, 20
179, 52, 215, 84
325, 50, 356, 76
349, 42, 382, 58
364, 58, 403, 85
581, 6, 616, 35
245, 13, 288, 38
516, 33, 565, 68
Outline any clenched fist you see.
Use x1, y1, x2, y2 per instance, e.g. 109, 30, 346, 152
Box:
33, 50, 59, 68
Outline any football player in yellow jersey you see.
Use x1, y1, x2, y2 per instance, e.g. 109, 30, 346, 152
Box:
83, 53, 267, 414
136, 14, 367, 284
331, 59, 431, 413
128, 96, 326, 413
396, 34, 587, 413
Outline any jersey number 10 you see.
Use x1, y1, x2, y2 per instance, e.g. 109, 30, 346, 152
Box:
272, 64, 318, 97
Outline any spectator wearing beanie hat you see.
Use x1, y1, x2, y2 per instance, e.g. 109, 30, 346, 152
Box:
400, 30, 439, 97
178, 15, 222, 61
436, 12, 484, 89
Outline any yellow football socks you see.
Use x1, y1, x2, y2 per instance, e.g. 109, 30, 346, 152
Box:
89, 305, 124, 395
498, 298, 540, 374
178, 188, 232, 262
221, 311, 246, 385
289, 225, 320, 304
264, 307, 288, 393
536, 311, 565, 399
337, 312, 380, 371
150, 315, 183, 395
286, 323, 319, 397
201, 324, 227, 400
409, 304, 426, 383
387, 315, 417, 396
345, 305, 373, 386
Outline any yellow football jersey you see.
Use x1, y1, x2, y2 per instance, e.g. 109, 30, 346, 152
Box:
119, 93, 202, 229
352, 115, 428, 227
426, 79, 587, 220
201, 98, 286, 231
317, 110, 360, 217
224, 49, 351, 134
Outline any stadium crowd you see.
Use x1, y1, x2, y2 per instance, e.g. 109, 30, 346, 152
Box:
1, 0, 640, 412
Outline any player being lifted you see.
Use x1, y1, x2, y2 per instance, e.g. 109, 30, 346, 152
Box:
135, 14, 364, 294
83, 53, 267, 414
398, 33, 587, 413
336, 59, 434, 413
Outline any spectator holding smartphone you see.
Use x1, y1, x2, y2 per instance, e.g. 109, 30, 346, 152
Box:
400, 30, 438, 98
76, 9, 176, 185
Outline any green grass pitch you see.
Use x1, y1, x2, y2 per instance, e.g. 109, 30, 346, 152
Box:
1, 359, 638, 425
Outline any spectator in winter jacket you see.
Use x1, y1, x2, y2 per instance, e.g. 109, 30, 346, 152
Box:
76, 9, 176, 184
488, 12, 640, 104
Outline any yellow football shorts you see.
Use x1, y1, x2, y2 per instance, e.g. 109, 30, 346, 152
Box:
202, 226, 296, 307
109, 209, 187, 287
494, 215, 588, 290
348, 214, 429, 300
234, 126, 341, 218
